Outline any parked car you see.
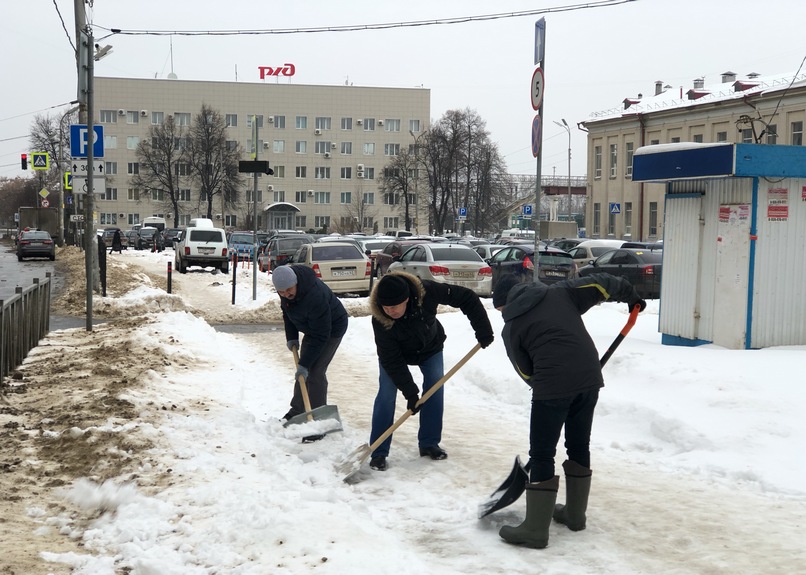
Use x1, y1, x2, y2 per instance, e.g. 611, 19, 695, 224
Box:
473, 244, 507, 261
315, 234, 362, 249
388, 243, 493, 297
100, 227, 128, 250
16, 230, 55, 261
577, 247, 663, 299
355, 237, 395, 262
133, 226, 165, 251
487, 244, 576, 294
257, 235, 314, 272
373, 238, 432, 277
124, 229, 139, 248
227, 231, 256, 261
566, 239, 626, 270
290, 241, 372, 296
162, 227, 184, 247
174, 225, 229, 274
548, 237, 586, 252
621, 240, 663, 250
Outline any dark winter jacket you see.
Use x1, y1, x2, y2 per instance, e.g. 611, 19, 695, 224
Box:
369, 271, 493, 399
280, 265, 348, 369
500, 273, 640, 400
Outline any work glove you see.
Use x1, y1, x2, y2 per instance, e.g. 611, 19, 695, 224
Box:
627, 295, 647, 313
477, 333, 494, 349
294, 365, 309, 382
287, 339, 299, 351
406, 394, 421, 415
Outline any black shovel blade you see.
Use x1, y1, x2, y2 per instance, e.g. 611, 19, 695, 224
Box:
478, 455, 530, 518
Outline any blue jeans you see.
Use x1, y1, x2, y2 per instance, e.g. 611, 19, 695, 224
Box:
370, 352, 444, 458
529, 388, 599, 482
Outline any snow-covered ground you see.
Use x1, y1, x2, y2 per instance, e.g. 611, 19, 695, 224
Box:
11, 247, 806, 574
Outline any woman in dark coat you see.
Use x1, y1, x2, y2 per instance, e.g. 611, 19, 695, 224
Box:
110, 229, 123, 254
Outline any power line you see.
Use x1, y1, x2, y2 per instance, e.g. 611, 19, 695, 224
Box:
97, 0, 637, 37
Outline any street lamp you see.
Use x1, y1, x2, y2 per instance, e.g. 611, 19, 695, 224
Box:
409, 130, 424, 234
553, 119, 572, 221
58, 102, 80, 246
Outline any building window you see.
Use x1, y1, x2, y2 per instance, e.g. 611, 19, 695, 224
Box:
151, 111, 163, 125
624, 202, 632, 236
315, 215, 330, 229
384, 143, 400, 156
314, 167, 331, 179
273, 190, 286, 202
315, 117, 332, 130
650, 139, 660, 145
409, 119, 421, 133
273, 140, 285, 153
296, 116, 307, 130
127, 188, 140, 201
274, 115, 286, 129
126, 111, 139, 125
384, 119, 401, 132
246, 189, 263, 203
127, 162, 139, 175
315, 141, 330, 154
363, 118, 376, 131
295, 141, 307, 154
177, 163, 191, 176
363, 142, 375, 155
225, 114, 237, 127
247, 115, 263, 128
314, 192, 330, 204
341, 117, 352, 130
670, 137, 681, 143
692, 134, 704, 143
341, 142, 352, 154
766, 124, 778, 145
593, 203, 601, 236
363, 192, 375, 205
363, 216, 374, 229
384, 217, 400, 230
594, 146, 602, 178
295, 166, 307, 178
99, 213, 115, 225
791, 121, 803, 146
649, 202, 658, 237
384, 192, 400, 205
608, 211, 616, 236
741, 129, 753, 143
105, 161, 117, 175
625, 142, 634, 177
340, 167, 352, 179
364, 167, 375, 179
100, 110, 117, 123
226, 140, 237, 151
716, 132, 727, 142
295, 215, 307, 228
225, 215, 237, 228
127, 136, 140, 150
179, 189, 191, 201
175, 113, 191, 126
610, 143, 620, 178
294, 191, 307, 203
151, 189, 165, 202
104, 135, 117, 149
273, 165, 285, 178
101, 188, 117, 201
340, 191, 352, 204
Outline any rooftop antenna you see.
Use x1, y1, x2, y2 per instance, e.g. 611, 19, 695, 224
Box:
167, 37, 178, 80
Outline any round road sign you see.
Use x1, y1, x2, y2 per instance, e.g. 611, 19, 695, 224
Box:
531, 67, 544, 111
41, 198, 50, 208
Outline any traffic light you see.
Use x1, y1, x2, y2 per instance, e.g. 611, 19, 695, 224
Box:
21, 153, 27, 170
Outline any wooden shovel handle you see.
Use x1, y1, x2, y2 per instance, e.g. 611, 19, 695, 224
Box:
367, 343, 482, 453
292, 346, 314, 422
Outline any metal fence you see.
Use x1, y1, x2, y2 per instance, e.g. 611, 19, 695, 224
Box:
0, 274, 51, 382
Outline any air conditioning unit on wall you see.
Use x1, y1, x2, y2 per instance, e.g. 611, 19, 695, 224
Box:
356, 170, 365, 179
331, 142, 337, 149
307, 190, 314, 197
117, 109, 125, 116
268, 116, 274, 123
357, 163, 365, 170
140, 110, 148, 117
263, 142, 270, 149
267, 184, 274, 191
314, 129, 322, 135
324, 152, 331, 158
356, 119, 363, 125
378, 119, 384, 126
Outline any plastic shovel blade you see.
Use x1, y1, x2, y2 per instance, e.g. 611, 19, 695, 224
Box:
283, 405, 343, 430
478, 455, 530, 518
338, 443, 373, 482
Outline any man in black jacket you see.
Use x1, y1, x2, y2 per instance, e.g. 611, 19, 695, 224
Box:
492, 272, 645, 549
272, 264, 348, 420
367, 271, 494, 471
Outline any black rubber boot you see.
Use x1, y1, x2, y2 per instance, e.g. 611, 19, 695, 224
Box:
499, 475, 559, 549
553, 460, 592, 531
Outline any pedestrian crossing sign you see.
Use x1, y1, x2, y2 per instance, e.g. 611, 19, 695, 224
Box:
609, 202, 621, 214
32, 152, 49, 171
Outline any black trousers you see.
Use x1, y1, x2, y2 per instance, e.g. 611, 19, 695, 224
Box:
288, 336, 342, 415
528, 387, 600, 482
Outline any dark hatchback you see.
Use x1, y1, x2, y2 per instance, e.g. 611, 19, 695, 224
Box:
487, 244, 575, 292
577, 247, 663, 299
373, 238, 432, 277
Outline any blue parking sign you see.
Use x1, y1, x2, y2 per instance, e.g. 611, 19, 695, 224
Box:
70, 124, 105, 158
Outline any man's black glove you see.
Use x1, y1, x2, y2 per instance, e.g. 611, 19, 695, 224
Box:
477, 333, 494, 349
407, 395, 421, 415
628, 295, 647, 312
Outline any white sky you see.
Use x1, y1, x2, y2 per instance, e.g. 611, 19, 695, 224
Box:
2, 0, 805, 181
21, 248, 806, 573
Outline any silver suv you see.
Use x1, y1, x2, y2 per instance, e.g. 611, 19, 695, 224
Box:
174, 226, 229, 273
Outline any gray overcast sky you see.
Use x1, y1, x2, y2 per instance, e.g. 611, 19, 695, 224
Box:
2, 0, 804, 181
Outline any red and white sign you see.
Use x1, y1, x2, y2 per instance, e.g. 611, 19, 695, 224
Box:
259, 64, 295, 79
41, 198, 50, 208
767, 187, 788, 204
767, 204, 788, 221
801, 185, 806, 201
530, 67, 544, 111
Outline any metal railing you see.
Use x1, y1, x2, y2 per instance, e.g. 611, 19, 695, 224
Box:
0, 274, 52, 381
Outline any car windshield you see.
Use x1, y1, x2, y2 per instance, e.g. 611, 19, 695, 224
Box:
230, 233, 253, 243
140, 229, 156, 238
313, 245, 363, 260
429, 247, 482, 262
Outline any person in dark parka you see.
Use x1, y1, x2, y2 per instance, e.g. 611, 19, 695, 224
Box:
272, 264, 348, 420
367, 271, 494, 471
110, 229, 123, 254
492, 272, 646, 549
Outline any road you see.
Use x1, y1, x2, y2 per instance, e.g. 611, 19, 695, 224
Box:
0, 240, 62, 301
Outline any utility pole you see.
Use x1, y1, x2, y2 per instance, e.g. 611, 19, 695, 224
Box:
554, 118, 572, 220
251, 115, 259, 301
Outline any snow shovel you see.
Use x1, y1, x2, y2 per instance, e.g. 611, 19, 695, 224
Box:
283, 346, 343, 442
477, 304, 642, 518
339, 343, 482, 482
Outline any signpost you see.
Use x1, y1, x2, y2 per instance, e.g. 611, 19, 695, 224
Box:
69, 124, 104, 158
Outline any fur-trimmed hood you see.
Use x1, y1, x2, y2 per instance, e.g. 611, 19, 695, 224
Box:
368, 271, 427, 329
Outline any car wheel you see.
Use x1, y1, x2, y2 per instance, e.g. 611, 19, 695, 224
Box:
49, 254, 55, 261
177, 257, 187, 274
17, 254, 23, 262
221, 262, 229, 274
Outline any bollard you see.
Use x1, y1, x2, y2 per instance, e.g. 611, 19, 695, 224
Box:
167, 261, 172, 294
231, 252, 237, 305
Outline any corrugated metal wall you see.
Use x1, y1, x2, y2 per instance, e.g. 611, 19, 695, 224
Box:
751, 178, 806, 347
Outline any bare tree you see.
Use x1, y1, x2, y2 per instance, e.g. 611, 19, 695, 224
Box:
28, 113, 75, 192
131, 115, 188, 227
186, 104, 242, 220
334, 187, 379, 234
378, 149, 420, 231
